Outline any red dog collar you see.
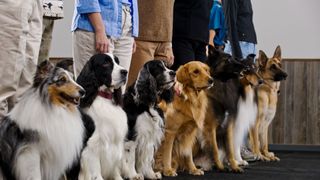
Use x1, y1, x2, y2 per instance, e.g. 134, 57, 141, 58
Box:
98, 91, 112, 100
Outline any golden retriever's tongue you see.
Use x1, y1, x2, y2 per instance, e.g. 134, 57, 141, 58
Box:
174, 83, 182, 96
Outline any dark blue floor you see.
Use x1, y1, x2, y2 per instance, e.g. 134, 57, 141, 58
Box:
163, 151, 320, 180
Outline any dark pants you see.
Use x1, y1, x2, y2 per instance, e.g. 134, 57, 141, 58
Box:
171, 38, 207, 71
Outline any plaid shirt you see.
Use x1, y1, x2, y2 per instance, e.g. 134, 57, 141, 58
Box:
43, 0, 64, 19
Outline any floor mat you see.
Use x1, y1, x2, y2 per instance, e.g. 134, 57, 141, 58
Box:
163, 151, 320, 180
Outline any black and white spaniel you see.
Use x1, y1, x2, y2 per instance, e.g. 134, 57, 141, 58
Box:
76, 53, 135, 180
123, 60, 175, 179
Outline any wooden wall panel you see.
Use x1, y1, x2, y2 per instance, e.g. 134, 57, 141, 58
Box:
269, 60, 320, 145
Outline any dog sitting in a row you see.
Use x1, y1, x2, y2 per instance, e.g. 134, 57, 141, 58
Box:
0, 60, 95, 180
0, 46, 287, 179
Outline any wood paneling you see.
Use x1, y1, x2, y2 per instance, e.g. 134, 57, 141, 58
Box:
269, 59, 320, 145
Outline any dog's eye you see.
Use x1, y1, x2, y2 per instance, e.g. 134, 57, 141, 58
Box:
58, 76, 67, 83
193, 69, 200, 74
271, 64, 277, 70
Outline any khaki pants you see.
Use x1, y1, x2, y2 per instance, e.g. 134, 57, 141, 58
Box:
73, 5, 134, 77
127, 41, 173, 87
38, 17, 55, 63
0, 0, 42, 119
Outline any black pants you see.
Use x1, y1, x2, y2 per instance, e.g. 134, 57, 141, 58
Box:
171, 38, 207, 71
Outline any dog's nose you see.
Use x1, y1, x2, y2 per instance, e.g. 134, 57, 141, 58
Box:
169, 71, 176, 77
208, 78, 214, 85
79, 88, 86, 97
258, 79, 264, 84
121, 69, 128, 77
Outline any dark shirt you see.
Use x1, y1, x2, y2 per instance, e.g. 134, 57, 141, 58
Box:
223, 0, 257, 59
209, 0, 226, 46
173, 0, 213, 43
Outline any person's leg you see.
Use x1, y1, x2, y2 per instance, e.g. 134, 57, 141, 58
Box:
109, 5, 134, 91
171, 38, 195, 71
38, 17, 55, 63
224, 41, 232, 55
154, 42, 174, 67
0, 0, 42, 118
127, 40, 157, 87
72, 30, 96, 77
239, 41, 256, 59
12, 0, 43, 107
194, 41, 207, 62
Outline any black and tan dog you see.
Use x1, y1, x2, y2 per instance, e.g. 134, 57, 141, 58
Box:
249, 46, 287, 162
195, 46, 263, 172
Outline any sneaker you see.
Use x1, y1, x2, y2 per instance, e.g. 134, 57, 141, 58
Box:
241, 146, 257, 162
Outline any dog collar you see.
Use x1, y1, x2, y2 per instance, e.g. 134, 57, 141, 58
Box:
98, 91, 112, 100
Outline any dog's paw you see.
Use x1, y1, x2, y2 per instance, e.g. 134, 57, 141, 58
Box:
189, 168, 204, 176
163, 168, 177, 177
154, 172, 162, 179
237, 160, 249, 166
228, 165, 244, 173
132, 173, 144, 180
215, 162, 225, 171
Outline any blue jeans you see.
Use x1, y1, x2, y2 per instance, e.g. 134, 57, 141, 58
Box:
224, 41, 256, 59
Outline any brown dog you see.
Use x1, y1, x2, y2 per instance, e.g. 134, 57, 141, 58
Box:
249, 46, 287, 161
156, 61, 213, 177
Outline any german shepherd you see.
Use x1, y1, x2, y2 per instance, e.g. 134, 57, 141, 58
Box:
249, 46, 287, 162
196, 46, 263, 172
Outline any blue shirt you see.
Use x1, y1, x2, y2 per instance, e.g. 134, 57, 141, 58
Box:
71, 0, 138, 38
209, 0, 226, 46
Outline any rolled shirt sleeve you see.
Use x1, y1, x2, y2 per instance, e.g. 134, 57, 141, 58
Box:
77, 0, 101, 14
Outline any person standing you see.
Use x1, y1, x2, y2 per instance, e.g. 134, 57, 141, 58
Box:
0, 0, 43, 119
223, 0, 257, 59
208, 0, 226, 50
38, 0, 64, 63
127, 0, 174, 87
72, 0, 139, 77
171, 0, 213, 71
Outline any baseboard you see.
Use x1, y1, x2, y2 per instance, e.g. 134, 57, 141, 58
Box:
269, 144, 320, 152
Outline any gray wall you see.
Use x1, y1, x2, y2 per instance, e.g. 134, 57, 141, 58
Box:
51, 0, 320, 58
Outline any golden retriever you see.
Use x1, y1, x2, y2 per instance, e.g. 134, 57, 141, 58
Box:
155, 61, 213, 177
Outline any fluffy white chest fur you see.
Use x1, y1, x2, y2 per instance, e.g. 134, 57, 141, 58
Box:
81, 96, 128, 179
134, 107, 164, 179
9, 90, 84, 180
233, 87, 258, 164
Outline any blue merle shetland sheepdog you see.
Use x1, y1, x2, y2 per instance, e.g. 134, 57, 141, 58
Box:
0, 60, 94, 180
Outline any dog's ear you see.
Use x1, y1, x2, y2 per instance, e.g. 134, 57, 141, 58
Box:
159, 88, 174, 103
176, 64, 190, 85
77, 57, 99, 108
246, 54, 256, 64
258, 50, 269, 68
135, 66, 157, 105
112, 88, 123, 106
33, 60, 54, 87
273, 45, 282, 60
207, 45, 220, 65
56, 59, 74, 72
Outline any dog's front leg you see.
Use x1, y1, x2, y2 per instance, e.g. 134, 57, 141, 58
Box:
226, 121, 243, 173
162, 130, 178, 177
15, 147, 41, 180
79, 146, 103, 180
260, 122, 280, 162
183, 128, 204, 176
121, 141, 143, 180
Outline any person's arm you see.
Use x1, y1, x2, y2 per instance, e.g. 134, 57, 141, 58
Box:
224, 0, 242, 59
209, 29, 216, 47
88, 13, 109, 53
77, 0, 109, 53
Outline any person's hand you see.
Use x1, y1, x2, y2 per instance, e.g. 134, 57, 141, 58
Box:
166, 47, 174, 67
95, 31, 109, 53
132, 40, 136, 54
